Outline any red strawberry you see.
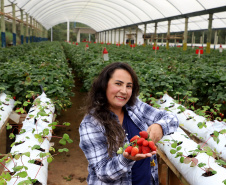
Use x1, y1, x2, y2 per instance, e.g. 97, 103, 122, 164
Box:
142, 140, 149, 146
138, 145, 142, 153
142, 146, 150, 154
130, 135, 140, 142
137, 138, 145, 145
13, 96, 16, 100
125, 146, 133, 154
149, 141, 157, 151
131, 147, 139, 156
219, 113, 224, 118
139, 131, 149, 139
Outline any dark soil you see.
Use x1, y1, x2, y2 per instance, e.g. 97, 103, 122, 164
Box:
47, 77, 88, 185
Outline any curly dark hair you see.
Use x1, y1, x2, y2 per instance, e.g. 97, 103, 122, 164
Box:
86, 62, 139, 157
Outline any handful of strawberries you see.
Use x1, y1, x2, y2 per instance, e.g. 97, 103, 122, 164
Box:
117, 131, 157, 156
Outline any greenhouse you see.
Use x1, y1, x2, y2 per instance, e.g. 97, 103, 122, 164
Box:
0, 0, 226, 185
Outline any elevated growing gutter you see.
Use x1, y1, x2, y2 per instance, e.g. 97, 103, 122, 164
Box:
5, 92, 55, 185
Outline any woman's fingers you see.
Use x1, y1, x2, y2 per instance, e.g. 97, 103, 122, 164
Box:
123, 151, 156, 161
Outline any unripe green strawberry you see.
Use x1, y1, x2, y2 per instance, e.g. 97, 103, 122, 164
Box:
125, 146, 133, 154
142, 146, 150, 154
137, 138, 145, 145
142, 140, 149, 146
148, 141, 157, 151
131, 147, 139, 156
117, 147, 123, 154
139, 131, 149, 139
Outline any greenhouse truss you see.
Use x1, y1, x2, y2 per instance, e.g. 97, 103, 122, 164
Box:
1, 0, 226, 32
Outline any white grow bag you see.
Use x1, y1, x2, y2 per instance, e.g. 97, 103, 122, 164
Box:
157, 94, 226, 161
5, 92, 55, 185
157, 127, 226, 185
0, 93, 15, 130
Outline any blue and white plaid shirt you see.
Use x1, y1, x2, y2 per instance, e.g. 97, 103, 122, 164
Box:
79, 98, 179, 185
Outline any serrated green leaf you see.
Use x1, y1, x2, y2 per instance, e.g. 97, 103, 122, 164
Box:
170, 149, 176, 154
17, 171, 27, 178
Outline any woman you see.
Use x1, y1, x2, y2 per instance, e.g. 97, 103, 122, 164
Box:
79, 62, 179, 185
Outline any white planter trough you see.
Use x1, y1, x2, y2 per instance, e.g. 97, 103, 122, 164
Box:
0, 93, 15, 130
5, 92, 55, 185
157, 94, 226, 161
157, 127, 226, 185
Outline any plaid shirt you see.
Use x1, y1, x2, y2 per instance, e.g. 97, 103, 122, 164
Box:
79, 98, 179, 185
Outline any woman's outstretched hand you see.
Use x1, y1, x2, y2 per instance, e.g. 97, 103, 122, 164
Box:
123, 151, 156, 161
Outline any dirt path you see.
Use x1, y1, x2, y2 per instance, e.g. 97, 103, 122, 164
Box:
47, 77, 88, 185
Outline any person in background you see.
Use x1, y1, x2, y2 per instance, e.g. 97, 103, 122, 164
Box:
79, 62, 179, 185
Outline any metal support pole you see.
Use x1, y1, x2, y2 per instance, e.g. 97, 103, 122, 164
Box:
1, 0, 6, 47
183, 17, 188, 51
129, 27, 131, 45
25, 13, 29, 43
67, 21, 70, 42
206, 14, 213, 54
12, 3, 16, 46
30, 17, 33, 42
214, 30, 217, 49
144, 23, 147, 46
192, 32, 195, 46
114, 29, 116, 44
123, 28, 125, 45
20, 9, 24, 44
154, 22, 157, 46
136, 26, 138, 45
166, 20, 171, 50
51, 27, 53, 42
161, 34, 164, 46
118, 28, 120, 44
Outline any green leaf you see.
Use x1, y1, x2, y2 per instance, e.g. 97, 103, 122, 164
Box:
171, 142, 177, 148
17, 171, 27, 178
180, 157, 184, 163
63, 122, 71, 126
59, 138, 66, 145
63, 134, 69, 140
198, 162, 206, 167
18, 180, 32, 185
170, 149, 176, 154
47, 157, 53, 163
9, 133, 15, 139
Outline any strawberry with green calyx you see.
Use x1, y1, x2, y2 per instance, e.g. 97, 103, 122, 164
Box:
131, 146, 139, 156
137, 138, 145, 145
130, 135, 140, 142
139, 131, 149, 139
148, 141, 157, 151
125, 146, 133, 154
142, 146, 151, 154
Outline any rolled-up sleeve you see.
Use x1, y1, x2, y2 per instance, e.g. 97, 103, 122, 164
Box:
136, 99, 179, 136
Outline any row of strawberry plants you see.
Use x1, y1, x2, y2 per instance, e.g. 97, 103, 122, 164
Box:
62, 42, 226, 117
0, 42, 74, 114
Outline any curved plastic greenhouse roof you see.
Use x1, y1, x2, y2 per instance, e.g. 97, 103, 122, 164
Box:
4, 0, 226, 32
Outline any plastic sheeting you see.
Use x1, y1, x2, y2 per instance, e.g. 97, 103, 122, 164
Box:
2, 0, 226, 32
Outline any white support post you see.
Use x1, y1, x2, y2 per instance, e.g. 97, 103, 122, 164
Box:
67, 21, 70, 42
51, 27, 53, 42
